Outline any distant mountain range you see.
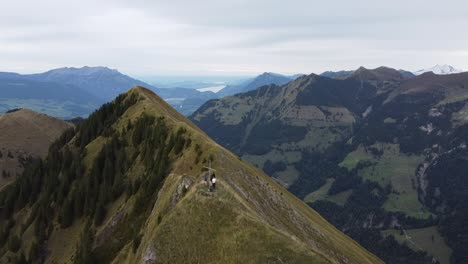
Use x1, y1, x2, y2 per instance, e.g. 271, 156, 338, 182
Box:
0, 67, 213, 117
0, 67, 152, 118
321, 64, 463, 79
145, 72, 299, 115
320, 70, 354, 79
217, 72, 299, 97
413, 64, 463, 75
0, 77, 101, 119
27, 66, 151, 100
0, 67, 301, 118
1, 65, 462, 119
192, 66, 468, 263
0, 66, 151, 101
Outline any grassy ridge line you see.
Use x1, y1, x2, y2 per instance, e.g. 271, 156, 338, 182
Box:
121, 87, 383, 263
133, 86, 378, 263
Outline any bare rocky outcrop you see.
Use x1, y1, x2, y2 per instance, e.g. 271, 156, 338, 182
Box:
95, 211, 126, 247
142, 246, 157, 264
416, 162, 430, 199
171, 176, 194, 207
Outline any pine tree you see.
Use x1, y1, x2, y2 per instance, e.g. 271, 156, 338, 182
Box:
59, 197, 74, 228
94, 198, 106, 225
132, 234, 142, 253
74, 220, 95, 264
8, 234, 21, 253
15, 251, 27, 264
34, 205, 47, 243
29, 241, 40, 262
74, 186, 85, 218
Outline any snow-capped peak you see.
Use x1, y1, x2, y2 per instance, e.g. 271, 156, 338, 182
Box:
413, 64, 463, 75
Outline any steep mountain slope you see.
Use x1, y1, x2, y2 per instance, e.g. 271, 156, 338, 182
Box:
217, 72, 294, 97
413, 64, 463, 75
0, 87, 381, 264
0, 109, 73, 190
191, 68, 399, 187
191, 68, 468, 263
341, 72, 468, 263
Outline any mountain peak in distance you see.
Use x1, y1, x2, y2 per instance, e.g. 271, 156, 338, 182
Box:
413, 64, 463, 75
44, 66, 119, 75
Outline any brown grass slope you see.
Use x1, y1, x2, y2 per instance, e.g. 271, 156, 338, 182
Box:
0, 109, 72, 189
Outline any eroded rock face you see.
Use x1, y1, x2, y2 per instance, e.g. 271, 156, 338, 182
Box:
95, 211, 126, 247
142, 246, 157, 264
171, 176, 194, 207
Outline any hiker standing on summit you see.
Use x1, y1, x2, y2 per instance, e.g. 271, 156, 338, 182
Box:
210, 173, 217, 192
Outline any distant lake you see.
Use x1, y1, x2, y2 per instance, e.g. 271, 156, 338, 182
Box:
196, 85, 226, 93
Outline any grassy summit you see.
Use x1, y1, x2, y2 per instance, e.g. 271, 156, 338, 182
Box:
0, 109, 73, 190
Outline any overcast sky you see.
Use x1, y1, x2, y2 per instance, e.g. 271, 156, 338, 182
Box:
1, 0, 467, 76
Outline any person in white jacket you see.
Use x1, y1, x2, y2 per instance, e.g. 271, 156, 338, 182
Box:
210, 174, 217, 192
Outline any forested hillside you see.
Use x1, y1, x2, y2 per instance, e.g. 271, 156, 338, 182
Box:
192, 68, 468, 264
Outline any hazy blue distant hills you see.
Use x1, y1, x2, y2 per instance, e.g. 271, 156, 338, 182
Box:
244, 72, 293, 91
217, 72, 295, 96
151, 72, 302, 114
320, 70, 354, 79
26, 66, 151, 101
398, 69, 416, 79
153, 87, 215, 99
0, 67, 324, 118
153, 87, 218, 115
288, 73, 306, 79
0, 73, 101, 119
144, 75, 249, 89
321, 68, 416, 80
0, 66, 153, 101
150, 72, 303, 115
0, 79, 97, 102
0, 72, 24, 80
0, 66, 154, 118
0, 67, 224, 117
